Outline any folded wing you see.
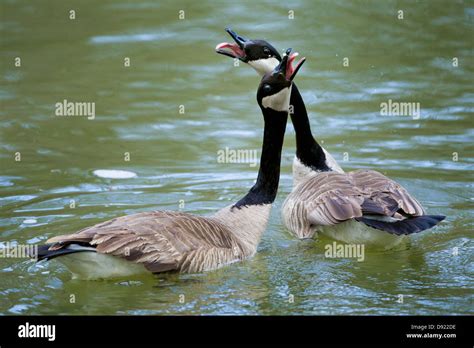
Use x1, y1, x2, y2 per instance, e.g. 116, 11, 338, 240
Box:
45, 211, 242, 273
300, 170, 441, 234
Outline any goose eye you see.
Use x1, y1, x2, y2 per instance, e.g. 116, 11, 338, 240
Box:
263, 84, 272, 93
263, 47, 271, 56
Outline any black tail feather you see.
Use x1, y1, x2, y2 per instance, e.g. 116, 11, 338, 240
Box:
355, 215, 445, 235
36, 243, 93, 262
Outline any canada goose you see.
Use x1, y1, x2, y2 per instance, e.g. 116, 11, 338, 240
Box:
216, 29, 342, 178
35, 50, 305, 279
216, 29, 445, 248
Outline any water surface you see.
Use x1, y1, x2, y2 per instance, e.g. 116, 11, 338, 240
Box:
0, 0, 473, 315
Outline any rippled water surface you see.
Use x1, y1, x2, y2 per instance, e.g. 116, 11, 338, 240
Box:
0, 0, 473, 315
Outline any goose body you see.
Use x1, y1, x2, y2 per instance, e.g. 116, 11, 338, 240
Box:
282, 166, 444, 248
216, 29, 445, 247
43, 207, 269, 279
37, 50, 303, 279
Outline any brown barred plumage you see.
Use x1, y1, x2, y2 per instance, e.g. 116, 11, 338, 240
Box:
46, 205, 271, 275
282, 166, 429, 240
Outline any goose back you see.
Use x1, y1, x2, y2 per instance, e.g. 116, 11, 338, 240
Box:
46, 210, 248, 274
282, 169, 426, 239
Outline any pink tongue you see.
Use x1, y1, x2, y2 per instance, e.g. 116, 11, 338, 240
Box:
286, 52, 299, 79
216, 42, 232, 50
215, 42, 245, 58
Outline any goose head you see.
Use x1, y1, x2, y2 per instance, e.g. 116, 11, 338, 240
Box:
257, 48, 306, 113
216, 28, 283, 75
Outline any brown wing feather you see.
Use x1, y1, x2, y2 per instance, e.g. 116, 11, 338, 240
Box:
298, 170, 425, 227
350, 170, 425, 216
46, 211, 242, 273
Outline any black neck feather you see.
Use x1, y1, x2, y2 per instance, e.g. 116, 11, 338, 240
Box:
289, 84, 330, 171
234, 108, 288, 208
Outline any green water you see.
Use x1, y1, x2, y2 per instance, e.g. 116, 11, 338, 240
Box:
0, 0, 473, 315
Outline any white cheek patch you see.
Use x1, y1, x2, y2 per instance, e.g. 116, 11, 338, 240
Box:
248, 57, 280, 76
262, 86, 292, 112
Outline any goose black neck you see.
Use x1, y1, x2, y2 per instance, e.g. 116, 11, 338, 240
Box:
234, 107, 288, 208
290, 84, 330, 171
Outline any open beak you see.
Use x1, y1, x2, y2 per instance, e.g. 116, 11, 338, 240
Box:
215, 28, 248, 61
275, 48, 306, 81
